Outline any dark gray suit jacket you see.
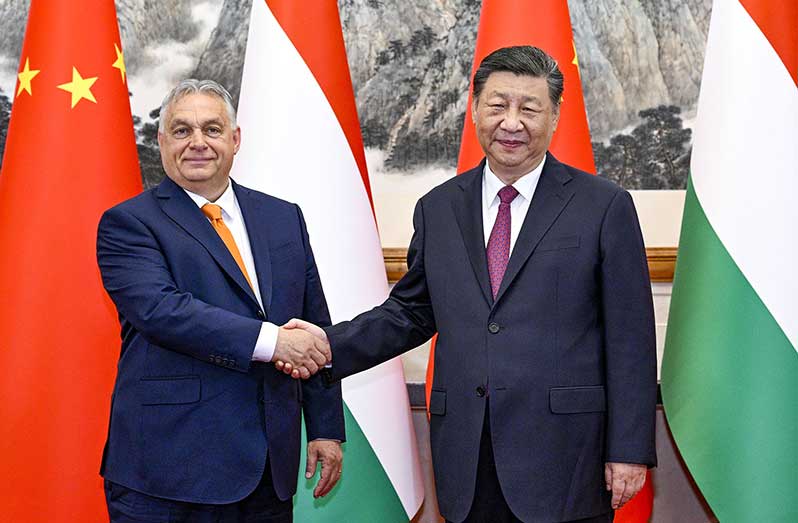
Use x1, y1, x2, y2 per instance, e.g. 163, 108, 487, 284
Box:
326, 155, 656, 522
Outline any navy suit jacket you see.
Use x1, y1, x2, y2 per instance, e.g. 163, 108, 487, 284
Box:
97, 176, 344, 504
326, 155, 657, 522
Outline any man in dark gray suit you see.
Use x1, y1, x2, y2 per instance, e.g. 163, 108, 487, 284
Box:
282, 46, 657, 523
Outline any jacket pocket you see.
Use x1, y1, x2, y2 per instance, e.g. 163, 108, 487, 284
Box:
549, 385, 605, 414
428, 389, 446, 416
538, 235, 580, 252
139, 375, 201, 405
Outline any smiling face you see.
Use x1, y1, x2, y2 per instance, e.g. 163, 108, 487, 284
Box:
158, 92, 241, 201
471, 71, 560, 184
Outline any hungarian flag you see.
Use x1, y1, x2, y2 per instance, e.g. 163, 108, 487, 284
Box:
661, 0, 797, 522
0, 0, 141, 520
231, 1, 424, 521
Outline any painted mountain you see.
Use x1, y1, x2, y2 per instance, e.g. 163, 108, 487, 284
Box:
0, 0, 711, 189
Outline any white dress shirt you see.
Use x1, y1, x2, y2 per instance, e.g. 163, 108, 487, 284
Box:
183, 182, 279, 362
482, 155, 546, 253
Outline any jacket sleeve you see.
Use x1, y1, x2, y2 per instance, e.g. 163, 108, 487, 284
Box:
293, 205, 346, 442
96, 205, 261, 372
599, 190, 658, 467
325, 198, 437, 382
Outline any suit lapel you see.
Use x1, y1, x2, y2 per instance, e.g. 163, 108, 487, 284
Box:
493, 155, 575, 305
452, 162, 493, 305
155, 177, 260, 307
233, 181, 273, 313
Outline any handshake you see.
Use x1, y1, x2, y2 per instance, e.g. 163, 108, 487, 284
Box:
271, 319, 330, 379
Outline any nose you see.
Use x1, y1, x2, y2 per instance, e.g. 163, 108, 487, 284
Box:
499, 108, 523, 132
188, 128, 208, 149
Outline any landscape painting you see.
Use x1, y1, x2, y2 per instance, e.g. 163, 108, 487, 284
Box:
0, 0, 711, 199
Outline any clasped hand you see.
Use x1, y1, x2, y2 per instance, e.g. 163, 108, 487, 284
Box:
272, 319, 329, 379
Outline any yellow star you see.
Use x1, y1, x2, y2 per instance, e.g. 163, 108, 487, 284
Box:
112, 43, 126, 83
57, 67, 98, 108
17, 57, 40, 97
572, 41, 581, 78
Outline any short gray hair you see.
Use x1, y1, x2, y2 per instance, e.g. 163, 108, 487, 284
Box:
472, 46, 563, 110
158, 79, 237, 132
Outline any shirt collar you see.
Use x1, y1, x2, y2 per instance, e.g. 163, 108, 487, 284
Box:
483, 154, 547, 207
182, 180, 237, 219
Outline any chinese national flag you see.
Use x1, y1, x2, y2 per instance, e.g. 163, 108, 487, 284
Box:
425, 1, 654, 521
455, 0, 596, 174
613, 470, 654, 523
0, 1, 141, 520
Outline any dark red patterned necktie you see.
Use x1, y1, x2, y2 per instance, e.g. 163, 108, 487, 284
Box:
487, 185, 519, 299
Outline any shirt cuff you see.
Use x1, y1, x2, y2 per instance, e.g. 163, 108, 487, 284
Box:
252, 322, 279, 362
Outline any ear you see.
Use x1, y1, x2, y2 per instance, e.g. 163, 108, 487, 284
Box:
233, 126, 241, 154
470, 96, 478, 124
157, 131, 164, 148
551, 104, 561, 130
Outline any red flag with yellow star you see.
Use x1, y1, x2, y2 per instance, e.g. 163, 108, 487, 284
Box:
427, 0, 654, 521
454, 0, 596, 174
0, 1, 141, 520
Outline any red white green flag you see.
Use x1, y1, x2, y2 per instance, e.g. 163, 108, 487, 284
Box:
231, 1, 425, 521
661, 1, 798, 522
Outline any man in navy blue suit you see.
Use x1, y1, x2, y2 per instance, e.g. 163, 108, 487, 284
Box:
282, 47, 657, 523
97, 79, 344, 522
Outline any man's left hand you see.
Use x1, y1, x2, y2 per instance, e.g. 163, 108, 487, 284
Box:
605, 462, 647, 509
306, 440, 343, 498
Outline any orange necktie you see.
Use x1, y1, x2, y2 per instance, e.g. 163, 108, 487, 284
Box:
201, 203, 254, 289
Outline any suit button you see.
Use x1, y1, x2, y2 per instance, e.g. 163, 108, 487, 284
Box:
488, 322, 500, 334
257, 310, 266, 320
476, 385, 486, 397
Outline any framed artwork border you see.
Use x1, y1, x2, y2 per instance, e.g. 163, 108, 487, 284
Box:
379, 189, 683, 284
383, 246, 676, 284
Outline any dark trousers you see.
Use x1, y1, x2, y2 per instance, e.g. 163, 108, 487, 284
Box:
449, 404, 613, 523
105, 459, 291, 523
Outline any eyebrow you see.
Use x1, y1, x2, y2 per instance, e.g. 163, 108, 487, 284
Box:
489, 91, 543, 104
168, 117, 226, 129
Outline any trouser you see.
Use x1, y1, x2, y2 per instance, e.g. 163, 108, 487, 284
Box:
450, 404, 613, 523
105, 458, 291, 523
